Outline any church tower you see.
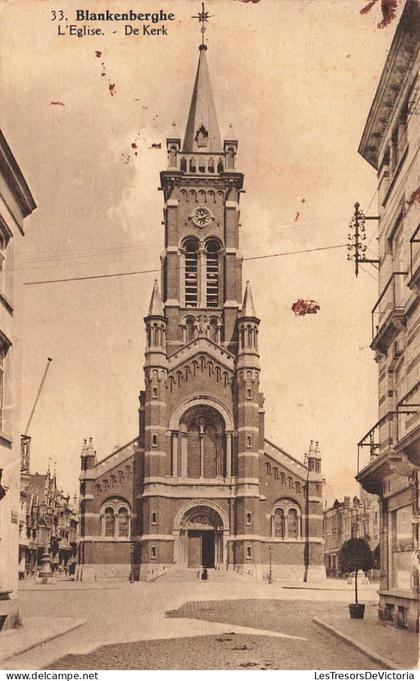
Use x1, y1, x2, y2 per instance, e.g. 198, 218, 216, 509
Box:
77, 6, 325, 583
137, 23, 266, 576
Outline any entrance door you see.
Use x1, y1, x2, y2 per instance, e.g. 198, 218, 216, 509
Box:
187, 530, 202, 567
187, 530, 215, 567
202, 531, 215, 568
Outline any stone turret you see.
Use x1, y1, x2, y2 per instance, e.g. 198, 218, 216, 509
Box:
80, 437, 96, 472
237, 282, 260, 370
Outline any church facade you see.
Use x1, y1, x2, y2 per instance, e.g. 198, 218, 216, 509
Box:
78, 37, 325, 583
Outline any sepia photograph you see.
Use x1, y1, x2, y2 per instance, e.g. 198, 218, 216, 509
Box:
0, 0, 419, 672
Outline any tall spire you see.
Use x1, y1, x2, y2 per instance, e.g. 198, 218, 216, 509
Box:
182, 45, 222, 153
240, 281, 257, 319
147, 280, 164, 317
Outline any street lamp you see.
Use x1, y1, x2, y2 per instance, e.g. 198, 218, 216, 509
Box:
268, 544, 273, 584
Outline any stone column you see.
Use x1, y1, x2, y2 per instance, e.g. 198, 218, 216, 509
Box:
181, 433, 188, 477
171, 432, 178, 477
226, 432, 232, 478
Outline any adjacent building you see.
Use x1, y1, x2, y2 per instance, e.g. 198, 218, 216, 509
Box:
19, 436, 78, 579
0, 131, 36, 629
78, 34, 325, 582
324, 491, 380, 577
357, 0, 419, 632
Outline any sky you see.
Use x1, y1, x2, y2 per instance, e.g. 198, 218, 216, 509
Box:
0, 0, 404, 504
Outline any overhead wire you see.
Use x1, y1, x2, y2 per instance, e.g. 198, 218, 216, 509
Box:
23, 242, 347, 286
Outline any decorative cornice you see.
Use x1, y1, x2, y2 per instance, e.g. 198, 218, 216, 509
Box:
358, 1, 420, 169
0, 130, 37, 221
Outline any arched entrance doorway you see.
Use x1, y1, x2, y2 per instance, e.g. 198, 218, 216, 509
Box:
175, 504, 226, 568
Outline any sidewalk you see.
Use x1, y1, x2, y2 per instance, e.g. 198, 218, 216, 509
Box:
18, 580, 127, 591
281, 578, 379, 593
314, 604, 419, 670
0, 617, 86, 666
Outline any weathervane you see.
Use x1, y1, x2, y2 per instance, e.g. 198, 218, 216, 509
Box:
192, 2, 213, 46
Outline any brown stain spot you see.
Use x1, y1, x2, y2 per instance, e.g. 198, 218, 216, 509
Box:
50, 100, 65, 106
108, 82, 116, 96
95, 51, 102, 58
406, 186, 420, 210
360, 0, 399, 28
291, 299, 320, 316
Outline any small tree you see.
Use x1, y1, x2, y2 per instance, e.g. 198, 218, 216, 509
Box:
339, 538, 374, 604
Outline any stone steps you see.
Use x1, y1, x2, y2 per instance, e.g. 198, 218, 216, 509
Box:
156, 567, 254, 583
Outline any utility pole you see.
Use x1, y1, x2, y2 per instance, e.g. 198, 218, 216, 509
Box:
23, 357, 53, 436
347, 203, 379, 277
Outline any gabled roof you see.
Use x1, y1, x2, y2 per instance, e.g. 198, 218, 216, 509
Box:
167, 336, 235, 372
183, 45, 222, 153
26, 473, 48, 500
93, 438, 139, 478
264, 439, 307, 478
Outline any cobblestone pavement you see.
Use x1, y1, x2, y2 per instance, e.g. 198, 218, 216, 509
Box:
5, 581, 380, 669
47, 630, 378, 670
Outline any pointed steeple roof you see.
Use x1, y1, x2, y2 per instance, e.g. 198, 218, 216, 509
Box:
183, 45, 222, 153
147, 280, 164, 317
240, 281, 257, 318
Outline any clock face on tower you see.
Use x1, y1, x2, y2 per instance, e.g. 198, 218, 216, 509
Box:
191, 206, 213, 229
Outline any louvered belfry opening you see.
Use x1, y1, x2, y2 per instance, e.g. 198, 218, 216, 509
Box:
206, 240, 219, 308
185, 238, 199, 307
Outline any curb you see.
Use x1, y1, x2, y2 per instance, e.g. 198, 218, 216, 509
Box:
282, 585, 377, 593
0, 618, 86, 664
313, 617, 398, 670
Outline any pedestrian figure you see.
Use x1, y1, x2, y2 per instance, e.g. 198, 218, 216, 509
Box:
201, 567, 208, 580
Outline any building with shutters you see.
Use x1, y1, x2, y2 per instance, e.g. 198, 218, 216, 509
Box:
0, 131, 36, 629
356, 0, 420, 632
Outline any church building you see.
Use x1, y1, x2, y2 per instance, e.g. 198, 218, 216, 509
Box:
78, 24, 325, 582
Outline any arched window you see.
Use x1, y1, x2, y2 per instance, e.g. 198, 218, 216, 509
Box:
104, 507, 115, 537
295, 481, 301, 494
288, 508, 299, 539
273, 467, 279, 480
209, 317, 218, 342
205, 240, 220, 308
185, 316, 195, 343
118, 508, 129, 537
187, 420, 201, 478
280, 472, 286, 485
184, 239, 198, 308
226, 147, 235, 169
272, 500, 302, 540
180, 157, 187, 172
102, 500, 131, 538
208, 157, 215, 173
273, 508, 285, 538
287, 477, 293, 489
203, 421, 218, 477
265, 462, 272, 476
181, 406, 225, 480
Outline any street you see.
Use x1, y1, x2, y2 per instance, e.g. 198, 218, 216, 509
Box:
3, 579, 393, 670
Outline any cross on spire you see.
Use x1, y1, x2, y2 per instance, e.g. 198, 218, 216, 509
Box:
192, 2, 213, 46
